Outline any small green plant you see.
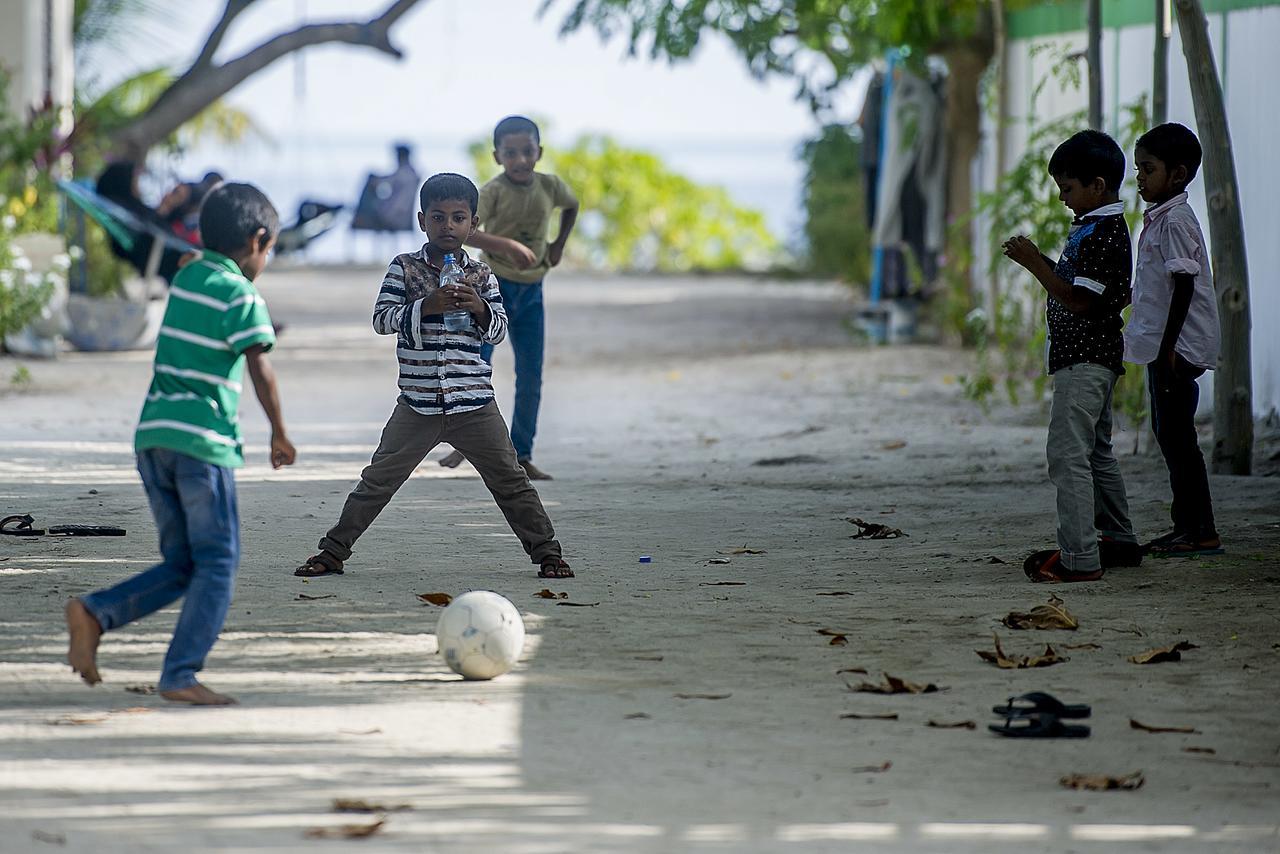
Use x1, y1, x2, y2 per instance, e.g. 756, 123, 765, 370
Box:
9, 364, 32, 387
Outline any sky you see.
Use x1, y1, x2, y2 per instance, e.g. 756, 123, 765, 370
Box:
104, 0, 867, 252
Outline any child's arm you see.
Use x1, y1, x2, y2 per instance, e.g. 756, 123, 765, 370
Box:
1002, 235, 1096, 313
467, 230, 537, 269
547, 203, 579, 268
1157, 272, 1196, 371
244, 345, 295, 469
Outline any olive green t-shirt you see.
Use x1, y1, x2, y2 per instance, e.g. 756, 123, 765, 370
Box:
476, 172, 577, 283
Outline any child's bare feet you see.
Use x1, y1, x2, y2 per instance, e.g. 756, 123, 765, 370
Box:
64, 598, 102, 685
161, 683, 238, 705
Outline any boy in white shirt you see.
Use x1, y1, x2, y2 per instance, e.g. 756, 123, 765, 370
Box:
1128, 123, 1222, 557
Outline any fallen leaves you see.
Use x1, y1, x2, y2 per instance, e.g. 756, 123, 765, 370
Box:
416, 592, 452, 607
817, 628, 849, 646
298, 593, 335, 601
1059, 771, 1145, 791
752, 454, 824, 466
719, 547, 766, 555
881, 440, 908, 451
927, 719, 977, 730
1001, 594, 1079, 631
703, 557, 732, 565
846, 518, 907, 539
332, 799, 410, 813
557, 601, 600, 607
975, 634, 1068, 669
840, 712, 899, 721
533, 589, 568, 599
124, 684, 155, 695
848, 673, 941, 695
1128, 640, 1198, 664
1183, 746, 1216, 755
852, 761, 893, 773
1130, 719, 1200, 734
816, 591, 854, 596
674, 692, 731, 700
836, 667, 868, 675
304, 819, 386, 840
1063, 642, 1103, 651
699, 580, 746, 586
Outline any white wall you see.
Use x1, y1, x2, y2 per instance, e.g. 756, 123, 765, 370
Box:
981, 6, 1280, 415
0, 0, 74, 129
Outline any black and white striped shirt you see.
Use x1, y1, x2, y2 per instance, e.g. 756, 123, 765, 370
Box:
372, 245, 508, 415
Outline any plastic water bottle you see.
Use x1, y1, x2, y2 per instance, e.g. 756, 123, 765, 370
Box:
440, 253, 471, 332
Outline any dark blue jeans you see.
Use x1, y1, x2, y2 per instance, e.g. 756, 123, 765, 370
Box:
1148, 355, 1217, 538
80, 448, 239, 691
481, 277, 544, 461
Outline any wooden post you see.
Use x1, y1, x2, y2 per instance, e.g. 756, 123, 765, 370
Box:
1087, 0, 1103, 129
1153, 0, 1170, 124
1173, 0, 1253, 475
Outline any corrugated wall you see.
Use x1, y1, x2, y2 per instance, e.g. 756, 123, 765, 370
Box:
978, 2, 1280, 415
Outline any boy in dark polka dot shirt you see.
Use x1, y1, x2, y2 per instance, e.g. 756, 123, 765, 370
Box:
1002, 130, 1142, 582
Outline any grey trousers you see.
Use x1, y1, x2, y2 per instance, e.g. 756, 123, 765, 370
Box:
319, 400, 561, 564
1047, 363, 1137, 572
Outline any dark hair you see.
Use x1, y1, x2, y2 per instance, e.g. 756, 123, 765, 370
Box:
1135, 122, 1202, 183
1048, 129, 1126, 193
198, 182, 279, 254
493, 115, 540, 149
419, 172, 479, 215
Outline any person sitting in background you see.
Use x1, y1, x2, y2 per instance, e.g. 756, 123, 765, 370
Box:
95, 161, 188, 284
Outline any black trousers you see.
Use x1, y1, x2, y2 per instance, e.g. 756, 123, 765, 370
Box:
1147, 354, 1217, 538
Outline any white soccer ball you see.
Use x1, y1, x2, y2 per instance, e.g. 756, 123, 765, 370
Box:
436, 591, 526, 680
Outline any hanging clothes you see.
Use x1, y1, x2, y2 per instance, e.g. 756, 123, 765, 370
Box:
871, 68, 948, 262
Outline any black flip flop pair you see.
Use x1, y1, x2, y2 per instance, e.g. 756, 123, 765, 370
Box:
989, 691, 1091, 738
1, 514, 126, 537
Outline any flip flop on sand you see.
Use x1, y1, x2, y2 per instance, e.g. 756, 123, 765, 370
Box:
989, 714, 1091, 738
1, 514, 125, 537
1023, 549, 1103, 583
293, 552, 344, 577
993, 692, 1091, 720
1147, 533, 1224, 558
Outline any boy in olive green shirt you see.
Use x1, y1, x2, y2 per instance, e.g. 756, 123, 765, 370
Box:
439, 115, 578, 480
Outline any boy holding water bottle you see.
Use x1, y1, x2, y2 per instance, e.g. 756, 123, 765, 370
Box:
292, 173, 573, 580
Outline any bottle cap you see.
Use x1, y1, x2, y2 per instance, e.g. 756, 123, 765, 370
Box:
638, 555, 652, 563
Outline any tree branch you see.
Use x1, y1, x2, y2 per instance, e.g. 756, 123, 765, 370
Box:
192, 0, 258, 72
108, 0, 427, 158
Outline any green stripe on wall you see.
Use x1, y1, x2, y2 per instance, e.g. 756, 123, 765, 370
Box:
1008, 0, 1280, 40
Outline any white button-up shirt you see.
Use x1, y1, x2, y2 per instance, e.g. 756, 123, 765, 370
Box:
1123, 193, 1220, 369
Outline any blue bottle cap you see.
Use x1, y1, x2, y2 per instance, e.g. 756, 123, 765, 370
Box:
638, 555, 652, 563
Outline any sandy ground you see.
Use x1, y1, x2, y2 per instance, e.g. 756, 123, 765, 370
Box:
1, 267, 1278, 854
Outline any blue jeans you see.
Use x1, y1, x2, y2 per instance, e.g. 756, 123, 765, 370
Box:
480, 277, 544, 460
80, 448, 239, 691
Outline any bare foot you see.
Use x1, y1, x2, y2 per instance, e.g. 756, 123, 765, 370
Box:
438, 449, 465, 469
64, 598, 102, 685
161, 683, 238, 705
520, 459, 553, 481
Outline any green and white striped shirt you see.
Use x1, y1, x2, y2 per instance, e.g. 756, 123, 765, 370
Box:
135, 250, 275, 468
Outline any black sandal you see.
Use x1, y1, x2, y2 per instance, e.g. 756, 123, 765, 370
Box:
1, 514, 125, 537
989, 714, 1091, 738
538, 557, 574, 579
993, 692, 1091, 720
293, 552, 345, 577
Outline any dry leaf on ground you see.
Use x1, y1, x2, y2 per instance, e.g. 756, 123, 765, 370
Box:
718, 547, 766, 555
1063, 642, 1103, 651
304, 819, 386, 839
848, 673, 941, 695
840, 712, 899, 720
704, 558, 732, 565
1128, 640, 1198, 664
927, 719, 977, 730
124, 684, 155, 695
752, 454, 824, 466
1130, 719, 1200, 734
847, 518, 907, 539
975, 634, 1068, 669
298, 593, 335, 601
817, 591, 854, 596
633, 655, 664, 662
852, 761, 893, 773
1059, 771, 1145, 791
881, 440, 907, 451
1001, 594, 1079, 631
699, 581, 745, 586
674, 692, 731, 700
49, 716, 105, 726
1183, 746, 1216, 755
817, 628, 849, 646
416, 592, 452, 607
836, 667, 869, 675
533, 589, 568, 599
624, 712, 651, 720
557, 601, 600, 607
332, 799, 411, 813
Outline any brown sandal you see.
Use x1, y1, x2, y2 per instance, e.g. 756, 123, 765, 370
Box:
293, 552, 344, 577
538, 557, 574, 579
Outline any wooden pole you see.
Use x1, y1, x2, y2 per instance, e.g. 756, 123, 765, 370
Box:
1153, 0, 1170, 124
1173, 0, 1253, 474
1087, 0, 1103, 129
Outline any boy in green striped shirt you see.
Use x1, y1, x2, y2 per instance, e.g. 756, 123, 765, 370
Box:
65, 183, 295, 706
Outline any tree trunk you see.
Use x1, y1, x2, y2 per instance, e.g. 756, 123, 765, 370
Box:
1153, 0, 1170, 124
105, 0, 426, 160
1173, 0, 1252, 474
941, 36, 994, 298
1087, 0, 1103, 129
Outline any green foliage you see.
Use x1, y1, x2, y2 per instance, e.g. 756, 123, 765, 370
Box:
468, 133, 778, 272
544, 0, 1009, 113
798, 124, 870, 283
